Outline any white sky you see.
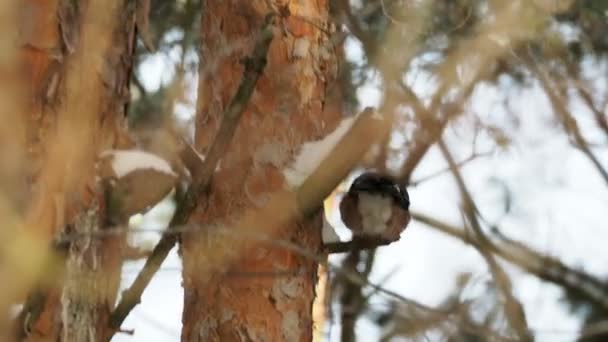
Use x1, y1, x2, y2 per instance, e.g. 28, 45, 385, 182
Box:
113, 31, 608, 342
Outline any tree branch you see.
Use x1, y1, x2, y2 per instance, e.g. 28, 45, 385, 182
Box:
410, 149, 493, 186
323, 236, 394, 254
527, 58, 608, 187
411, 211, 608, 313
574, 80, 608, 140
339, 249, 375, 342
438, 139, 532, 341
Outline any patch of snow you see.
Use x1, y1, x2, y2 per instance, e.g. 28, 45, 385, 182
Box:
283, 116, 356, 188
101, 149, 176, 178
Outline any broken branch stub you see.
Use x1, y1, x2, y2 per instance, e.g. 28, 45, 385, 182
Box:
297, 108, 391, 217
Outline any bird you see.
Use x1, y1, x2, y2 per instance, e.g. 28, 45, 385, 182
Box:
339, 172, 410, 241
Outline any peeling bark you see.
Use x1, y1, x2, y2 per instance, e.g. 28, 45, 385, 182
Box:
16, 0, 137, 340
181, 0, 340, 340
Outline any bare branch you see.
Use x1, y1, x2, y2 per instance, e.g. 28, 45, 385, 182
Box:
438, 139, 532, 341
527, 58, 608, 187
574, 81, 608, 140
339, 250, 375, 342
411, 211, 608, 313
323, 236, 394, 254
410, 149, 494, 186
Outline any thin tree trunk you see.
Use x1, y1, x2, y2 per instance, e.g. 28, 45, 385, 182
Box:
181, 0, 339, 340
16, 0, 136, 340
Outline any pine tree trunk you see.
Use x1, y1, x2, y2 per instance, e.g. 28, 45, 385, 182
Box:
15, 1, 136, 340
181, 0, 339, 340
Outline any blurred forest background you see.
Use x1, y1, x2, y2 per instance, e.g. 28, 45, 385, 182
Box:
2, 0, 608, 341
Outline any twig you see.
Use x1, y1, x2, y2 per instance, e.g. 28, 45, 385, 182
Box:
340, 250, 375, 342
122, 245, 153, 260
438, 139, 532, 341
561, 58, 608, 141
525, 56, 608, 187
39, 196, 608, 320
411, 211, 608, 314
410, 149, 493, 186
396, 80, 475, 185
323, 236, 394, 254
107, 14, 276, 335
232, 229, 435, 314
574, 80, 608, 140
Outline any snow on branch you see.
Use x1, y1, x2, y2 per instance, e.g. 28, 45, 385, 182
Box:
99, 149, 179, 220
295, 107, 388, 216
100, 149, 176, 178
284, 116, 357, 188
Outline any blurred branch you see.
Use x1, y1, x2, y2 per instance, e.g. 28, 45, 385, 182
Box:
399, 1, 548, 184
323, 236, 394, 253
411, 211, 608, 313
580, 319, 608, 339
438, 139, 532, 341
335, 0, 372, 52
378, 305, 515, 342
575, 81, 608, 140
332, 0, 402, 57
377, 282, 520, 342
339, 250, 375, 342
397, 80, 477, 184
122, 245, 153, 260
52, 219, 520, 341
410, 149, 494, 186
527, 59, 608, 187
107, 15, 276, 334
245, 228, 470, 326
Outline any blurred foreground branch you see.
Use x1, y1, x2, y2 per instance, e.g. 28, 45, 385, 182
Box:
439, 139, 532, 341
526, 56, 608, 187
411, 211, 608, 312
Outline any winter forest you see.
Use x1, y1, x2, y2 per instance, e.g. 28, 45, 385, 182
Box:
2, 0, 608, 341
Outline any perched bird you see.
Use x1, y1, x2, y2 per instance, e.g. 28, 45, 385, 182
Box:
339, 172, 410, 241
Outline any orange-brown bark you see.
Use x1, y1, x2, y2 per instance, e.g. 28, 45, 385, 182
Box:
14, 1, 136, 340
0, 2, 28, 338
181, 0, 339, 340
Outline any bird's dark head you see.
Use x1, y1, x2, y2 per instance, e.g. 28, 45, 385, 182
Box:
349, 172, 409, 210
